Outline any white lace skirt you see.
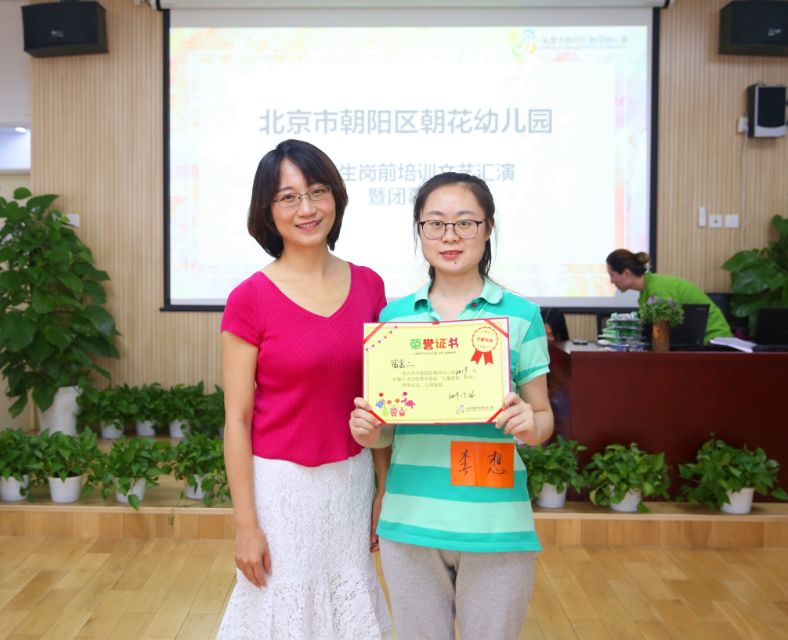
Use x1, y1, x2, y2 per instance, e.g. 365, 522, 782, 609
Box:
216, 449, 392, 640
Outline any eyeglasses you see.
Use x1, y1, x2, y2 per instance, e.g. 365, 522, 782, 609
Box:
272, 185, 332, 208
418, 219, 485, 240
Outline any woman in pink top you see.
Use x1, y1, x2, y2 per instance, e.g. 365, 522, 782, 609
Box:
217, 140, 392, 639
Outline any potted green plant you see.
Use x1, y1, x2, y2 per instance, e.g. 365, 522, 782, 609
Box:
0, 188, 120, 434
639, 296, 684, 352
125, 383, 167, 437
518, 436, 586, 508
76, 384, 129, 439
99, 437, 174, 510
164, 382, 204, 439
191, 386, 224, 438
679, 436, 788, 514
0, 429, 43, 501
37, 429, 104, 503
722, 214, 788, 335
584, 443, 670, 513
174, 433, 229, 505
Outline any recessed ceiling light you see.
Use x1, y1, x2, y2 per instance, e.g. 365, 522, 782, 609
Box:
14, 127, 28, 134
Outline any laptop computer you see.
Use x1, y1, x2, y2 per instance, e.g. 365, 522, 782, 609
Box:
668, 304, 709, 350
753, 307, 788, 352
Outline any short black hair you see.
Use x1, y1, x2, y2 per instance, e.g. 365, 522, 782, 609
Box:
247, 139, 348, 258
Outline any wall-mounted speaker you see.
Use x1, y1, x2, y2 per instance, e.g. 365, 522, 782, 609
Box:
22, 1, 108, 58
720, 1, 788, 56
747, 84, 787, 138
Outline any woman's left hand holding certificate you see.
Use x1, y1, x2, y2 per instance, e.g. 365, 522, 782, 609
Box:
350, 397, 394, 449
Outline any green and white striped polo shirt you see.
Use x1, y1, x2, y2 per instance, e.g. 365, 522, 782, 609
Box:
377, 278, 549, 553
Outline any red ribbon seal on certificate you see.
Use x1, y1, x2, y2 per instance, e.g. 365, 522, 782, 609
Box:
470, 325, 499, 365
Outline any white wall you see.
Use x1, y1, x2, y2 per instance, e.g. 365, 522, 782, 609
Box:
0, 129, 30, 172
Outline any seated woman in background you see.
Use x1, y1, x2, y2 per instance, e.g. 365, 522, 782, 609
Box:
605, 249, 732, 342
541, 307, 570, 343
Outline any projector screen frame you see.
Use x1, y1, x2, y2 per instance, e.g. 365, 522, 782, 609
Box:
160, 6, 661, 313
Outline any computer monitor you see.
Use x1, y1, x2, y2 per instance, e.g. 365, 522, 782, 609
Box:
754, 307, 788, 344
669, 304, 709, 349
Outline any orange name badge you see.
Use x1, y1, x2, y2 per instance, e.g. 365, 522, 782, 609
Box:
450, 441, 515, 489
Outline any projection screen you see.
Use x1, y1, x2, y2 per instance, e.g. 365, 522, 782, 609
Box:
165, 6, 657, 309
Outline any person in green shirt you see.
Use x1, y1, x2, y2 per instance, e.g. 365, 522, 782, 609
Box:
605, 249, 732, 342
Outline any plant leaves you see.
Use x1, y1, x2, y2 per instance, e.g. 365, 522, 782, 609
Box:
82, 281, 107, 304
721, 249, 760, 272
31, 291, 57, 314
32, 385, 57, 412
82, 305, 116, 335
80, 336, 119, 358
26, 194, 58, 213
9, 395, 28, 417
46, 244, 71, 264
43, 325, 73, 350
27, 334, 56, 366
772, 214, 788, 238
0, 271, 24, 293
0, 312, 36, 352
730, 262, 782, 294
57, 272, 83, 294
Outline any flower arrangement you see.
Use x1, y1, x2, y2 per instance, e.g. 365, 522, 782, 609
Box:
639, 296, 684, 327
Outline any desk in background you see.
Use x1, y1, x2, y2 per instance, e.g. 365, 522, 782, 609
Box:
548, 342, 788, 494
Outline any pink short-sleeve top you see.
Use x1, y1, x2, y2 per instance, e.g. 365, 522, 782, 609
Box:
221, 263, 386, 467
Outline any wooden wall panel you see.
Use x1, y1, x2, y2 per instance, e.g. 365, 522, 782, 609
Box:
27, 0, 788, 388
658, 0, 788, 291
566, 315, 597, 342
30, 0, 222, 388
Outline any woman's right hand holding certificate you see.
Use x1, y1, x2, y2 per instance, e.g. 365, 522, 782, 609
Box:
350, 397, 394, 449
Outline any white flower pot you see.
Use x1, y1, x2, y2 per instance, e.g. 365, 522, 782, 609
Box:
136, 420, 156, 437
169, 419, 189, 439
100, 423, 124, 440
37, 386, 80, 435
48, 475, 82, 503
0, 475, 30, 502
184, 475, 204, 500
610, 488, 642, 513
115, 478, 146, 505
721, 487, 755, 515
537, 483, 567, 509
